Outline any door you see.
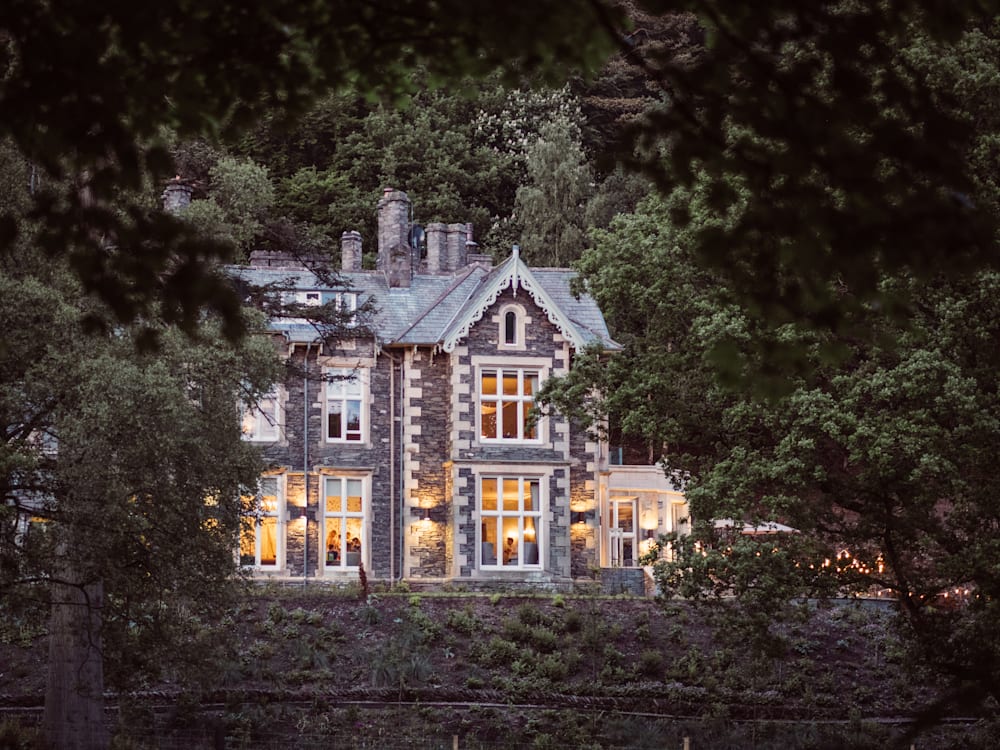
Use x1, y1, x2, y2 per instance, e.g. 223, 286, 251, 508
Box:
609, 497, 637, 567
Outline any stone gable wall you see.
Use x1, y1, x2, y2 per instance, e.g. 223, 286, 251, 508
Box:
444, 287, 586, 582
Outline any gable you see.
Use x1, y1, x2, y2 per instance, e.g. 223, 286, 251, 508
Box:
439, 249, 612, 353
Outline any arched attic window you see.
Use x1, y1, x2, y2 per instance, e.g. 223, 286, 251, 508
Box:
498, 304, 526, 350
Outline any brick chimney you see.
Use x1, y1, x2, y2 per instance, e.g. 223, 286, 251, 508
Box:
425, 222, 447, 273
340, 230, 362, 272
161, 177, 193, 213
377, 188, 413, 288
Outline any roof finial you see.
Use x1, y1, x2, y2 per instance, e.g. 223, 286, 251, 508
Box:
511, 244, 521, 295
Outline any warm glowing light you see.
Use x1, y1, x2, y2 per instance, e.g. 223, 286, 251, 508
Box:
524, 518, 536, 542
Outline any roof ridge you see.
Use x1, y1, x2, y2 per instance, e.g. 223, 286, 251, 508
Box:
390, 265, 482, 344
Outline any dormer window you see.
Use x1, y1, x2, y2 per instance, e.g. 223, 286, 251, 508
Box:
498, 304, 525, 350
322, 291, 357, 311
323, 292, 358, 325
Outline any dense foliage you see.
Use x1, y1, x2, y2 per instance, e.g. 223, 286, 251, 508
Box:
540, 13, 1000, 723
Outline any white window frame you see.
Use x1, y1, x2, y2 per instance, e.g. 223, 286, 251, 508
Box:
241, 475, 285, 570
498, 304, 526, 351
325, 291, 358, 327
321, 474, 370, 572
324, 367, 367, 443
478, 475, 543, 570
322, 291, 358, 312
242, 386, 282, 442
478, 366, 543, 443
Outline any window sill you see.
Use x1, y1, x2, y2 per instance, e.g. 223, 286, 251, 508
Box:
478, 439, 544, 446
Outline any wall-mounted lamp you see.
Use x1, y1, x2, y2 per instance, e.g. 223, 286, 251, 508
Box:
421, 507, 432, 522
287, 506, 309, 522
571, 511, 587, 525
645, 529, 657, 540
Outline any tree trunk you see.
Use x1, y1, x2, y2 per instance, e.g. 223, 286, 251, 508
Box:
44, 570, 109, 750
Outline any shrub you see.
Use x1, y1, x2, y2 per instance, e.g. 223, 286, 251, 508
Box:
266, 603, 285, 623
637, 649, 665, 678
446, 606, 482, 635
562, 609, 582, 633
536, 653, 570, 681
473, 636, 521, 668
517, 603, 546, 626
529, 626, 558, 653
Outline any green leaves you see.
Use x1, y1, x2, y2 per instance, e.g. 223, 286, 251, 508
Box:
0, 238, 281, 690
618, 2, 1000, 335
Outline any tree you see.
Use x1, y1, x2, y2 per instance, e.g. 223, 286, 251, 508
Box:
542, 181, 1000, 726
1, 261, 280, 747
0, 136, 282, 744
0, 0, 620, 342
537, 188, 735, 462
540, 19, 1000, 715
515, 117, 594, 266
238, 75, 588, 262
182, 156, 276, 261
597, 2, 1000, 343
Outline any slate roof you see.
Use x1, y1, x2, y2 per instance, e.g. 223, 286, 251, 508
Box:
229, 252, 620, 352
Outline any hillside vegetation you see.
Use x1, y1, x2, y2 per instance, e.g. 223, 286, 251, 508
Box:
3, 587, 998, 748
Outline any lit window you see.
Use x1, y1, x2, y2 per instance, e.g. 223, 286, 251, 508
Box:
479, 368, 539, 441
323, 476, 367, 570
480, 476, 541, 569
325, 368, 365, 442
242, 387, 281, 442
240, 476, 283, 569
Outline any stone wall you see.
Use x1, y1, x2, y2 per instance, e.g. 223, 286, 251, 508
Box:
258, 341, 397, 579
599, 567, 648, 597
404, 347, 451, 577
249, 280, 602, 585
